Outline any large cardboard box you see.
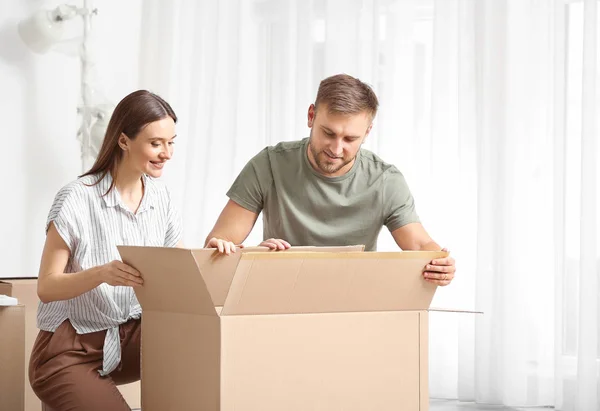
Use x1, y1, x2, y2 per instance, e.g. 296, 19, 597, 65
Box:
119, 246, 447, 411
0, 304, 26, 411
0, 279, 141, 410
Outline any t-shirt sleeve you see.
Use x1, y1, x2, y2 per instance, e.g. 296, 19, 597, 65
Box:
226, 148, 273, 214
383, 167, 420, 233
46, 184, 82, 252
164, 186, 182, 247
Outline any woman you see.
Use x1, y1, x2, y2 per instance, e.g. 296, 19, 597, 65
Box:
29, 90, 184, 410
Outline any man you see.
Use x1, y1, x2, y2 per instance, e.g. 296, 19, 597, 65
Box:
206, 74, 455, 286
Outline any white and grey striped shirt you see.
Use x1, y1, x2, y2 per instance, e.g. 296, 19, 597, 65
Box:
38, 172, 182, 376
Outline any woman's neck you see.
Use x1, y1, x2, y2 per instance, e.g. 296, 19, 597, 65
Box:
113, 163, 144, 212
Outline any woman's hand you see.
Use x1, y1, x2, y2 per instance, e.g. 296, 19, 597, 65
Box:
98, 260, 144, 287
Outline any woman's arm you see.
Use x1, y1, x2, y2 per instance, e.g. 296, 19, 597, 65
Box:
37, 222, 143, 303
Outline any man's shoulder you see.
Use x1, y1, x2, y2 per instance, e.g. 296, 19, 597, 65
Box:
249, 138, 306, 169
358, 147, 400, 176
267, 138, 306, 155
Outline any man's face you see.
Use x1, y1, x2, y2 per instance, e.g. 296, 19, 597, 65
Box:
306, 103, 372, 177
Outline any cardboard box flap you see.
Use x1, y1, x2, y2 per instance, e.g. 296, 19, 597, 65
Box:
118, 246, 216, 316
267, 245, 366, 252
192, 246, 366, 307
222, 251, 447, 315
192, 249, 246, 307
429, 307, 484, 314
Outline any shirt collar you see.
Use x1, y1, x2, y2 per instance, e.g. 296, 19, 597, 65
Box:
98, 173, 155, 213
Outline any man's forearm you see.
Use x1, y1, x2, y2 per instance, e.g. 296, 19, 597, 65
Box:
204, 200, 259, 248
204, 230, 242, 247
415, 240, 442, 251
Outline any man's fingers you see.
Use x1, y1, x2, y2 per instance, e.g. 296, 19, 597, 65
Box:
261, 240, 279, 249
424, 249, 454, 286
424, 278, 452, 286
431, 256, 454, 266
425, 264, 452, 273
268, 239, 290, 250
423, 271, 454, 281
259, 239, 291, 250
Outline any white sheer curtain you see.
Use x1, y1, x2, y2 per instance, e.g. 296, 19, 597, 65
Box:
136, 0, 599, 408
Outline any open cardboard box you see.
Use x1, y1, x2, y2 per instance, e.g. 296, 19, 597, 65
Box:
118, 245, 458, 411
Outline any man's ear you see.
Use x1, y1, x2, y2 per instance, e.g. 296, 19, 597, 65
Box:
363, 123, 373, 141
307, 104, 316, 128
118, 133, 130, 151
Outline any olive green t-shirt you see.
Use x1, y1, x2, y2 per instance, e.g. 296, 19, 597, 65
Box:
226, 138, 420, 251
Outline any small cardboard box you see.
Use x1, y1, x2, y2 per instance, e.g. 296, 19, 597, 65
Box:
0, 304, 26, 411
0, 278, 142, 411
1, 279, 38, 411
119, 245, 447, 411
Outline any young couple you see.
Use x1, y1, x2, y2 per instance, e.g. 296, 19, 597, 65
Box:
30, 74, 456, 410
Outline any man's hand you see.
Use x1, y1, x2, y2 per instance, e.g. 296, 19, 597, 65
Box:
206, 237, 242, 255
259, 238, 291, 251
423, 248, 455, 286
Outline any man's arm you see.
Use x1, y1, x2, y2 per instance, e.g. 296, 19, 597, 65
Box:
391, 222, 455, 286
204, 199, 260, 250
391, 222, 440, 251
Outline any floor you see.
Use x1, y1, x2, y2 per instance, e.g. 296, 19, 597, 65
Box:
430, 399, 552, 410
133, 399, 553, 410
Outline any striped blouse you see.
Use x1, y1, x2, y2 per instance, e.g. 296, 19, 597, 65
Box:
37, 172, 182, 376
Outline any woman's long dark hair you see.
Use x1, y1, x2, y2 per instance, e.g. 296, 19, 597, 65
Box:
80, 90, 177, 194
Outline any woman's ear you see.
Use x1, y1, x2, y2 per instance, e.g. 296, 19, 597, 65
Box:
118, 133, 130, 151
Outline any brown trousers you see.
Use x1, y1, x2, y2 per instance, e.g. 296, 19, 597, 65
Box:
29, 319, 141, 411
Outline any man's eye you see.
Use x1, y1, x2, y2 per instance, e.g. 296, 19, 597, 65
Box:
151, 143, 160, 147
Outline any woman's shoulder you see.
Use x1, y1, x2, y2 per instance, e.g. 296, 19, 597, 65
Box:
51, 174, 102, 205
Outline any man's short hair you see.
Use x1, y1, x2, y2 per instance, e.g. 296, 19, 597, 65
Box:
314, 74, 379, 120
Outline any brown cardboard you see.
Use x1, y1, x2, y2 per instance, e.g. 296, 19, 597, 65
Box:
8, 280, 39, 409
0, 280, 12, 297
0, 280, 40, 411
0, 305, 26, 411
119, 246, 447, 411
0, 279, 142, 410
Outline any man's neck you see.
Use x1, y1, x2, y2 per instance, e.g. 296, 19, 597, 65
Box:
306, 144, 356, 178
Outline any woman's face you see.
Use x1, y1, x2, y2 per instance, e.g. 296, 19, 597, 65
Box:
119, 117, 176, 178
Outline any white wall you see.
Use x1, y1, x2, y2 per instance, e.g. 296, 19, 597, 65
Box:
0, 0, 142, 278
